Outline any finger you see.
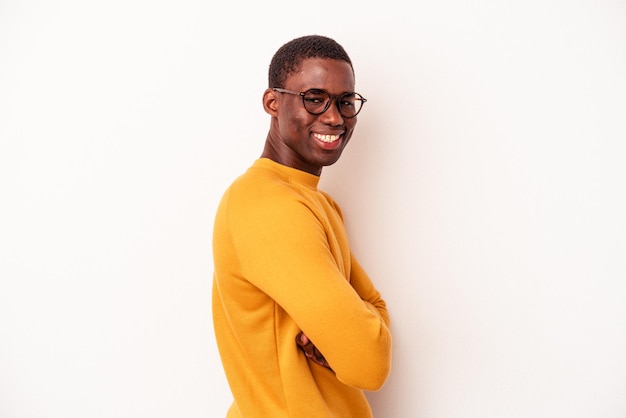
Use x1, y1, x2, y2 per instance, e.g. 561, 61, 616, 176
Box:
295, 332, 310, 347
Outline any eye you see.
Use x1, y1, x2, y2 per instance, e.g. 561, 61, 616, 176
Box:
303, 90, 327, 104
304, 96, 325, 104
340, 94, 356, 108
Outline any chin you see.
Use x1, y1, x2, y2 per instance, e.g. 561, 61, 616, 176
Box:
321, 154, 344, 167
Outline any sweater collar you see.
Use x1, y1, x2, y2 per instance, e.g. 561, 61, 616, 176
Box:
255, 158, 320, 189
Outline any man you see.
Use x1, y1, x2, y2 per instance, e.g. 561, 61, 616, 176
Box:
212, 35, 392, 417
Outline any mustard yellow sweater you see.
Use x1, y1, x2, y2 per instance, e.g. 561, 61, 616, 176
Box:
212, 158, 392, 417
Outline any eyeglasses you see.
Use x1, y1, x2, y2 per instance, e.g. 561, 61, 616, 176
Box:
272, 88, 367, 118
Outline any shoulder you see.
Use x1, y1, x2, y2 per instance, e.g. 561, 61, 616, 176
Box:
229, 163, 299, 204
218, 164, 305, 221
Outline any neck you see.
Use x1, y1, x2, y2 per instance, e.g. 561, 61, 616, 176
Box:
260, 137, 323, 177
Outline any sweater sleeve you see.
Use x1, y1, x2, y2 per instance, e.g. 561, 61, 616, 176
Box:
350, 253, 391, 328
230, 192, 392, 391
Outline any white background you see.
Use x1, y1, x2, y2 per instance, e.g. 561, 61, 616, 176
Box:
1, 1, 625, 417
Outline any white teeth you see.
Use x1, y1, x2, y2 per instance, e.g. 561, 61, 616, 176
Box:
314, 133, 340, 143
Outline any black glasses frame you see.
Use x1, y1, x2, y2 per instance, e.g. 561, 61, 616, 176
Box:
272, 88, 367, 118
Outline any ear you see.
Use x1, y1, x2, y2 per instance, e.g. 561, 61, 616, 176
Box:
262, 88, 279, 116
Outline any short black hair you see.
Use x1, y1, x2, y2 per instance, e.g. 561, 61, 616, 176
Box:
268, 35, 353, 88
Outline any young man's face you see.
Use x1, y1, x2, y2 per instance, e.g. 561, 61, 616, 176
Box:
266, 58, 359, 176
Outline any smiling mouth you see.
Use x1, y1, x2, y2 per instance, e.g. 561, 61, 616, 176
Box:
312, 133, 341, 143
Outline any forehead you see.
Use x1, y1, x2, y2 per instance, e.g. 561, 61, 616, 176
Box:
285, 58, 355, 93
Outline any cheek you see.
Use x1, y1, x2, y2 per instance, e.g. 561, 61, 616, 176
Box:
278, 118, 306, 142
280, 104, 302, 122
344, 121, 357, 138
283, 112, 314, 135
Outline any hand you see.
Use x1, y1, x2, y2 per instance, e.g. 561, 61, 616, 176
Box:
295, 331, 333, 370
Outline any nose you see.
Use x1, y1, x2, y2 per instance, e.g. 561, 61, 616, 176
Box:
320, 98, 344, 125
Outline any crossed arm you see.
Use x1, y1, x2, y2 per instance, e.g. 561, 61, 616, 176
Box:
234, 196, 392, 389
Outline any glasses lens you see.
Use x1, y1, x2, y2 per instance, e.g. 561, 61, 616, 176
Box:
339, 93, 363, 118
302, 90, 330, 115
301, 90, 365, 117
